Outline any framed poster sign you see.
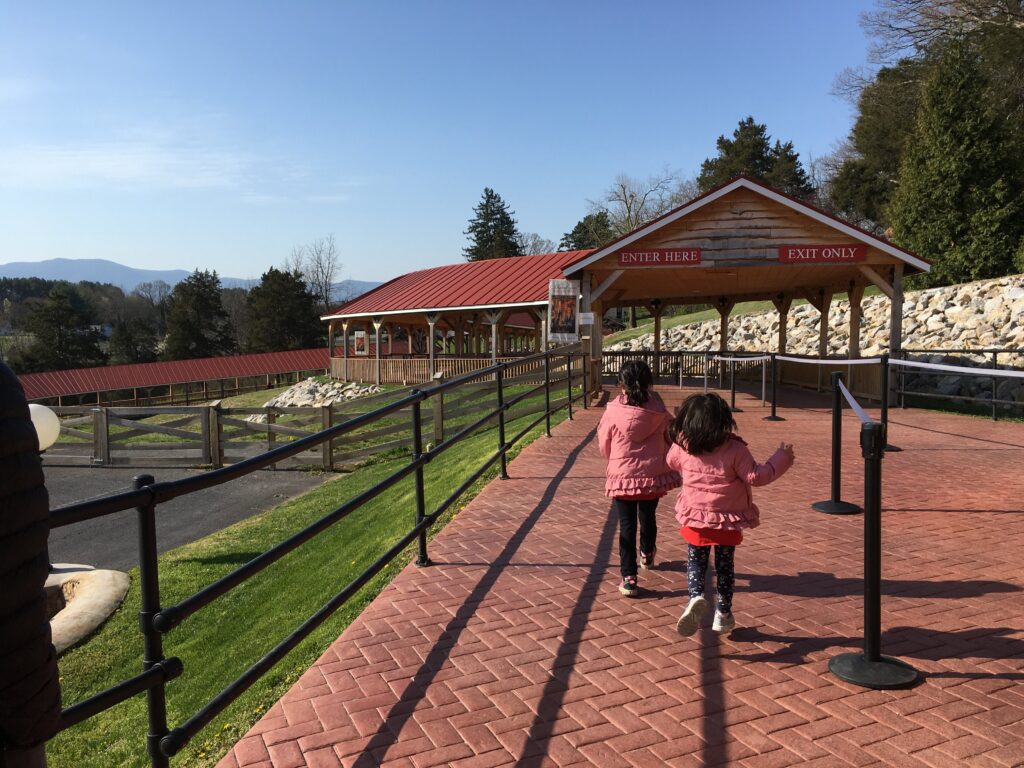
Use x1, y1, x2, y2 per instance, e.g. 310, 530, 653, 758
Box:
547, 279, 580, 343
353, 330, 368, 355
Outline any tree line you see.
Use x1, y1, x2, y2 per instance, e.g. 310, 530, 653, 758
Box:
2, 235, 342, 373
464, 0, 1024, 290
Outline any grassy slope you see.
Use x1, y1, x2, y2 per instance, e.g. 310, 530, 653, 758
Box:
49, 401, 570, 768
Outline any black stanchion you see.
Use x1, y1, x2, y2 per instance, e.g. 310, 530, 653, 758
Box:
729, 359, 743, 413
763, 352, 784, 421
879, 353, 901, 453
829, 421, 918, 690
812, 372, 862, 515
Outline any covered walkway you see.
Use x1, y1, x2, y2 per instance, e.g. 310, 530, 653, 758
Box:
219, 386, 1024, 767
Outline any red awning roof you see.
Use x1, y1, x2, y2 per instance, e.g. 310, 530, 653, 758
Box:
17, 348, 329, 401
323, 251, 593, 320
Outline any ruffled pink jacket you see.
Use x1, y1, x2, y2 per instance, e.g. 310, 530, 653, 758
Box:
666, 435, 793, 531
598, 394, 681, 498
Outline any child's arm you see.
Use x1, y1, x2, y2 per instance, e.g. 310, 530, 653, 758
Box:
597, 414, 613, 459
736, 442, 794, 486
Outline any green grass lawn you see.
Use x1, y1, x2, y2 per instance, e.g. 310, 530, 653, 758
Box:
48, 394, 574, 768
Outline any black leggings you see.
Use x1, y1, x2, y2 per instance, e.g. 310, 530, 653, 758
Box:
613, 498, 658, 577
687, 544, 735, 613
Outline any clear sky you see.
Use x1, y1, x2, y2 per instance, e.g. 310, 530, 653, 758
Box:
0, 1, 875, 283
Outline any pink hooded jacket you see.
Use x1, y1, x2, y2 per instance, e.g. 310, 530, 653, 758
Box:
666, 435, 793, 531
598, 394, 681, 498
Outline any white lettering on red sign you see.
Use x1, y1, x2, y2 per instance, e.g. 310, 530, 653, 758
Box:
618, 248, 701, 266
778, 244, 866, 263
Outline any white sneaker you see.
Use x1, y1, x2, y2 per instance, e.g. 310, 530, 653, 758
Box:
712, 610, 735, 633
675, 596, 708, 637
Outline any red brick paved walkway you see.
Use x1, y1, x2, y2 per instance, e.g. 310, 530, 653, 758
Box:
219, 385, 1024, 768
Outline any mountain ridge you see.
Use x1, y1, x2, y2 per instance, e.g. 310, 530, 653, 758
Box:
0, 258, 380, 301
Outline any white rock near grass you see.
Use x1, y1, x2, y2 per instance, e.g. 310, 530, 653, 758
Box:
607, 274, 1024, 405
246, 379, 382, 422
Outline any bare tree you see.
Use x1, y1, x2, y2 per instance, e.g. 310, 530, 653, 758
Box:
862, 0, 1024, 62
282, 245, 307, 277
133, 280, 172, 336
515, 232, 556, 255
307, 235, 341, 313
589, 170, 698, 236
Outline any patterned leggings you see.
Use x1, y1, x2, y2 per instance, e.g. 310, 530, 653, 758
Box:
687, 544, 736, 613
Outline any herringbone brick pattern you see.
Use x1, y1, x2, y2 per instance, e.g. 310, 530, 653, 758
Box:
219, 385, 1024, 767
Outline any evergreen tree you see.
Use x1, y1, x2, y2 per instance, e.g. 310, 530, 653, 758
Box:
108, 319, 158, 364
8, 285, 107, 372
463, 188, 523, 261
888, 39, 1023, 287
559, 211, 615, 250
697, 117, 814, 198
162, 270, 237, 360
245, 268, 323, 353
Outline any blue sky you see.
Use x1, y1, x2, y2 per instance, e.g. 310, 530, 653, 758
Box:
0, 1, 875, 283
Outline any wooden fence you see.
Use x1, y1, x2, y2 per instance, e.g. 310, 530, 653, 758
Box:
46, 355, 582, 470
330, 355, 548, 385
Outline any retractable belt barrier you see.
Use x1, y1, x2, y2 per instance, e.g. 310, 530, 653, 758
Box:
890, 357, 1024, 379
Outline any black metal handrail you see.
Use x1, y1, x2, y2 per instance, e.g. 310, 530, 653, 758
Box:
51, 343, 586, 766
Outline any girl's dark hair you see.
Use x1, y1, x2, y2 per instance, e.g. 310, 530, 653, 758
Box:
669, 393, 736, 454
618, 360, 653, 406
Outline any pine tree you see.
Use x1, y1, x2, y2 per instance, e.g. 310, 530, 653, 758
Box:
463, 188, 523, 261
559, 211, 615, 250
245, 268, 323, 353
8, 285, 107, 372
108, 319, 158, 364
888, 39, 1023, 287
162, 270, 237, 360
697, 117, 814, 198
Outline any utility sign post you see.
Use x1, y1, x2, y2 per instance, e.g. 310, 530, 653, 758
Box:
547, 279, 580, 343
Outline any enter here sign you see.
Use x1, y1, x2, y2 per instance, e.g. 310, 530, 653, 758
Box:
778, 244, 866, 263
618, 248, 701, 266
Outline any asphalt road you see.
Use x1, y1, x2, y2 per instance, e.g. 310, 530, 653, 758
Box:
43, 463, 332, 571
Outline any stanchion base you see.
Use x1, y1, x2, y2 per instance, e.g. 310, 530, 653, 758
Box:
829, 652, 918, 690
812, 500, 863, 515
731, 407, 744, 413
763, 415, 785, 422
884, 444, 903, 453
415, 557, 433, 568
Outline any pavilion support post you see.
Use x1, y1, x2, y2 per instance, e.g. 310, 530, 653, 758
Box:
772, 294, 792, 355
589, 299, 604, 401
327, 320, 335, 361
454, 317, 465, 356
426, 313, 439, 378
629, 305, 637, 328
648, 300, 664, 355
373, 317, 384, 386
848, 283, 865, 359
341, 321, 350, 381
816, 289, 833, 391
716, 298, 735, 388
487, 311, 501, 364
889, 264, 904, 402
387, 323, 393, 356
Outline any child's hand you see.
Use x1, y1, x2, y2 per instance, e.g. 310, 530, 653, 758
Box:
780, 442, 795, 462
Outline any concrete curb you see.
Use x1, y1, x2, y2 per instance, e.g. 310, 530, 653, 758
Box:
46, 564, 130, 654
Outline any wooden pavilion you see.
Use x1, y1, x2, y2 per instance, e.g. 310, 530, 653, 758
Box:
324, 177, 929, 391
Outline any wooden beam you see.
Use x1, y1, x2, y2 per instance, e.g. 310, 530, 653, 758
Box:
772, 294, 792, 354
848, 283, 865, 359
591, 269, 624, 303
858, 265, 895, 299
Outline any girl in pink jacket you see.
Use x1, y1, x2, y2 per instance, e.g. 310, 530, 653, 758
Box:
598, 361, 681, 597
667, 393, 794, 635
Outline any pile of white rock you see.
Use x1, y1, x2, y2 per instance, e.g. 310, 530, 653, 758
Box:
246, 378, 382, 422
607, 274, 1024, 405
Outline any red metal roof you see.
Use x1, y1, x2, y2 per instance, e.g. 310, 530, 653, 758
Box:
324, 251, 593, 319
17, 348, 329, 401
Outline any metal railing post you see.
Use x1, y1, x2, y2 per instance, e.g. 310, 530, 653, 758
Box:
496, 368, 508, 479
812, 372, 861, 515
134, 474, 171, 768
829, 422, 917, 690
543, 354, 552, 438
729, 358, 742, 412
991, 352, 998, 421
880, 353, 901, 452
411, 398, 430, 566
764, 353, 784, 421
566, 352, 573, 421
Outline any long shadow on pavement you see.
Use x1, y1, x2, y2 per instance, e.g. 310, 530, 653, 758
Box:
350, 427, 598, 768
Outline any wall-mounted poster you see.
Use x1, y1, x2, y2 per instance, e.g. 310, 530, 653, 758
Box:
547, 279, 580, 344
353, 330, 368, 355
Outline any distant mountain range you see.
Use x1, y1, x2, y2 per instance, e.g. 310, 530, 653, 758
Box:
0, 258, 381, 303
